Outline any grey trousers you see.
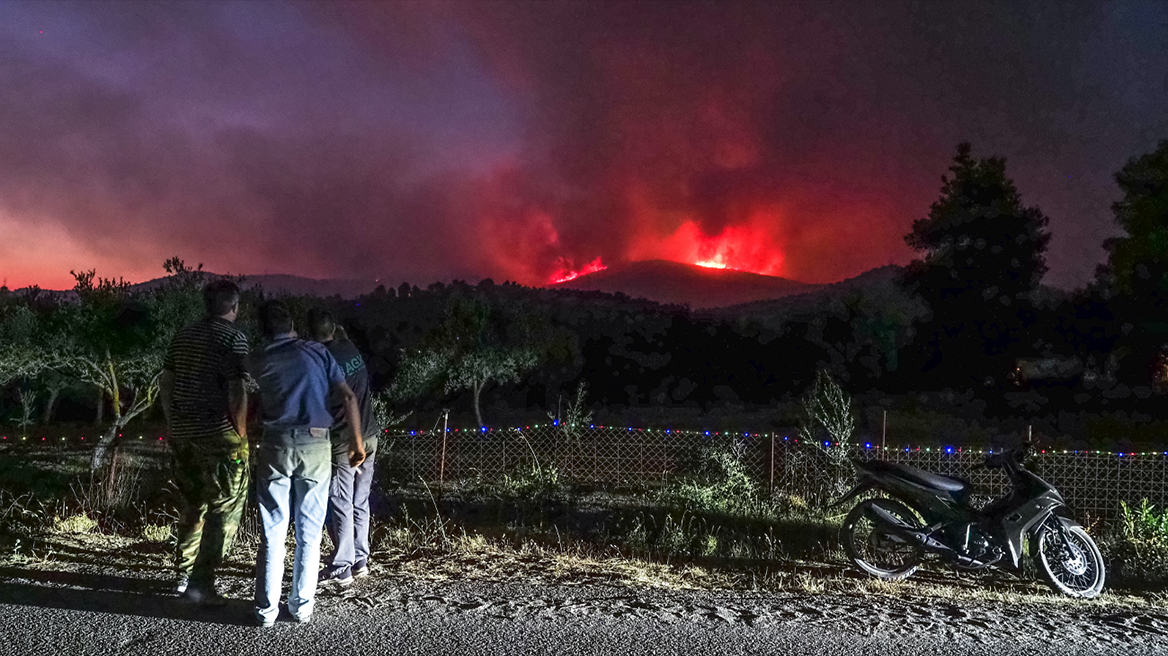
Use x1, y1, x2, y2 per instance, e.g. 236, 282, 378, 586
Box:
326, 437, 377, 568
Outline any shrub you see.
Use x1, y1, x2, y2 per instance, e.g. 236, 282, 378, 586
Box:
141, 523, 173, 543
1105, 499, 1168, 584
661, 441, 763, 516
795, 371, 857, 504
799, 370, 855, 445
52, 513, 98, 534
498, 463, 561, 499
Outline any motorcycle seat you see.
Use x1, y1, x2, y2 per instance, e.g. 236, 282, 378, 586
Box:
863, 460, 970, 494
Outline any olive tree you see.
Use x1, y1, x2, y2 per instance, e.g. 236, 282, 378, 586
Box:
393, 294, 543, 428
0, 259, 216, 466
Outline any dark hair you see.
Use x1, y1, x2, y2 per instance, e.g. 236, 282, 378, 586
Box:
306, 307, 336, 342
258, 301, 294, 338
203, 279, 241, 317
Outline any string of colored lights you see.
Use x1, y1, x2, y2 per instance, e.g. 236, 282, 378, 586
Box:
2, 424, 1165, 457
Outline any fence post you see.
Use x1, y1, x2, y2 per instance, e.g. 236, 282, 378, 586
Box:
616, 432, 623, 483
410, 429, 417, 482
769, 433, 775, 493
639, 438, 644, 483
593, 431, 598, 482
439, 409, 449, 490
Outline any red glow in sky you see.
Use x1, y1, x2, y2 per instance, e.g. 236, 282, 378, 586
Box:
2, 3, 1163, 291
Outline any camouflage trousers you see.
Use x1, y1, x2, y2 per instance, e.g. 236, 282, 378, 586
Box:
170, 431, 249, 588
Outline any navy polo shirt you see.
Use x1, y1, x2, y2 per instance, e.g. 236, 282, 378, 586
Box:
255, 333, 346, 429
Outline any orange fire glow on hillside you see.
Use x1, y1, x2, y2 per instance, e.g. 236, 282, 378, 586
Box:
630, 218, 785, 275
551, 257, 607, 283
541, 204, 788, 284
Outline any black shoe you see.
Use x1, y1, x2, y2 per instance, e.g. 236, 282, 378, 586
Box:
318, 565, 353, 588
181, 586, 228, 607
352, 560, 369, 578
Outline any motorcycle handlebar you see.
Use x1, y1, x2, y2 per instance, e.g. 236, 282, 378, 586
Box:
984, 441, 1035, 469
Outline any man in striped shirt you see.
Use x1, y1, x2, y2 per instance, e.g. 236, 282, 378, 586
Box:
159, 279, 251, 606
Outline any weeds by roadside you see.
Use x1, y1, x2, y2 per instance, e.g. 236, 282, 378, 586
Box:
1101, 500, 1168, 587
5, 441, 1168, 611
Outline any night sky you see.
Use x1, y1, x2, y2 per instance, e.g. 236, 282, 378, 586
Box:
1, 1, 1165, 291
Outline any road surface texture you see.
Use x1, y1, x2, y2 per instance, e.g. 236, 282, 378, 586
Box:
1, 566, 1166, 656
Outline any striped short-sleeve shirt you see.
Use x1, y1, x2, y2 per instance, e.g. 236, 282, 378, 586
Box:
163, 317, 250, 440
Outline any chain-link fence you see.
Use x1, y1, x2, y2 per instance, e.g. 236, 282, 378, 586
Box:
380, 425, 1168, 524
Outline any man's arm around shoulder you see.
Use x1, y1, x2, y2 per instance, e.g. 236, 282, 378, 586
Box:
335, 381, 365, 468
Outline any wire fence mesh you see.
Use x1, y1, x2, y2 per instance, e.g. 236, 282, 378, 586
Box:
380, 425, 1168, 524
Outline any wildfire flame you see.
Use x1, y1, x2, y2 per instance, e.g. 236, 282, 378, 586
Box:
694, 260, 728, 269
551, 257, 606, 284
630, 218, 785, 275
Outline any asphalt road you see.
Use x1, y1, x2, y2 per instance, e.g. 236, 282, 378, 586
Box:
1, 574, 1165, 656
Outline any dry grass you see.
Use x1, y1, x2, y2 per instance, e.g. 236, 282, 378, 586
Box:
140, 523, 172, 543
0, 517, 1160, 615
0, 444, 1162, 615
51, 513, 98, 534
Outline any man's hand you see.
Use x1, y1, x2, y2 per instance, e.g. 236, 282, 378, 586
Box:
227, 378, 248, 441
349, 443, 367, 468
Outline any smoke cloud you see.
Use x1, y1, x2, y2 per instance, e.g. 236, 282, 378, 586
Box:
1, 1, 1165, 289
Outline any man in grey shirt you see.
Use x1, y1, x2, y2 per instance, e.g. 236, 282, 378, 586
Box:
307, 308, 380, 587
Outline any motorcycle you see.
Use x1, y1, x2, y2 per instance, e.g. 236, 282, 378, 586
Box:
833, 441, 1105, 598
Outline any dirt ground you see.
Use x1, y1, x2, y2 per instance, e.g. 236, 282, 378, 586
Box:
1, 532, 1166, 655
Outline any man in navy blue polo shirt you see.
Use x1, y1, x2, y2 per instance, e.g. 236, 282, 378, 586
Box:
251, 301, 366, 627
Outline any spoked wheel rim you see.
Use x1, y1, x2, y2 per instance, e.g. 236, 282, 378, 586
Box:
842, 499, 925, 580
1037, 523, 1105, 598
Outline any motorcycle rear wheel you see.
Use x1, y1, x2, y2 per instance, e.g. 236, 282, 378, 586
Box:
1035, 522, 1105, 599
841, 498, 925, 581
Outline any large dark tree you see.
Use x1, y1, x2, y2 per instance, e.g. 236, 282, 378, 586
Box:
906, 143, 1051, 300
903, 143, 1051, 385
1098, 140, 1168, 304
1093, 140, 1168, 384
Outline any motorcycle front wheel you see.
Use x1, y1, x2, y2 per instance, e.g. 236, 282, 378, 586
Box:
1035, 521, 1106, 599
841, 498, 925, 581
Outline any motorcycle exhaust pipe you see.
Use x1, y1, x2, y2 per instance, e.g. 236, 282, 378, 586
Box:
868, 505, 995, 569
869, 505, 946, 550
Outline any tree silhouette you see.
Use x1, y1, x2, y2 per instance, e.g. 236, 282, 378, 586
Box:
392, 294, 542, 427
1098, 140, 1168, 305
1091, 140, 1168, 383
903, 142, 1051, 384
1, 258, 245, 460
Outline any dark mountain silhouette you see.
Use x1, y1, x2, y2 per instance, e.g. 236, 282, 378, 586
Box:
549, 259, 821, 309
173, 273, 378, 298
709, 265, 907, 316
18, 262, 906, 310
18, 273, 380, 300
